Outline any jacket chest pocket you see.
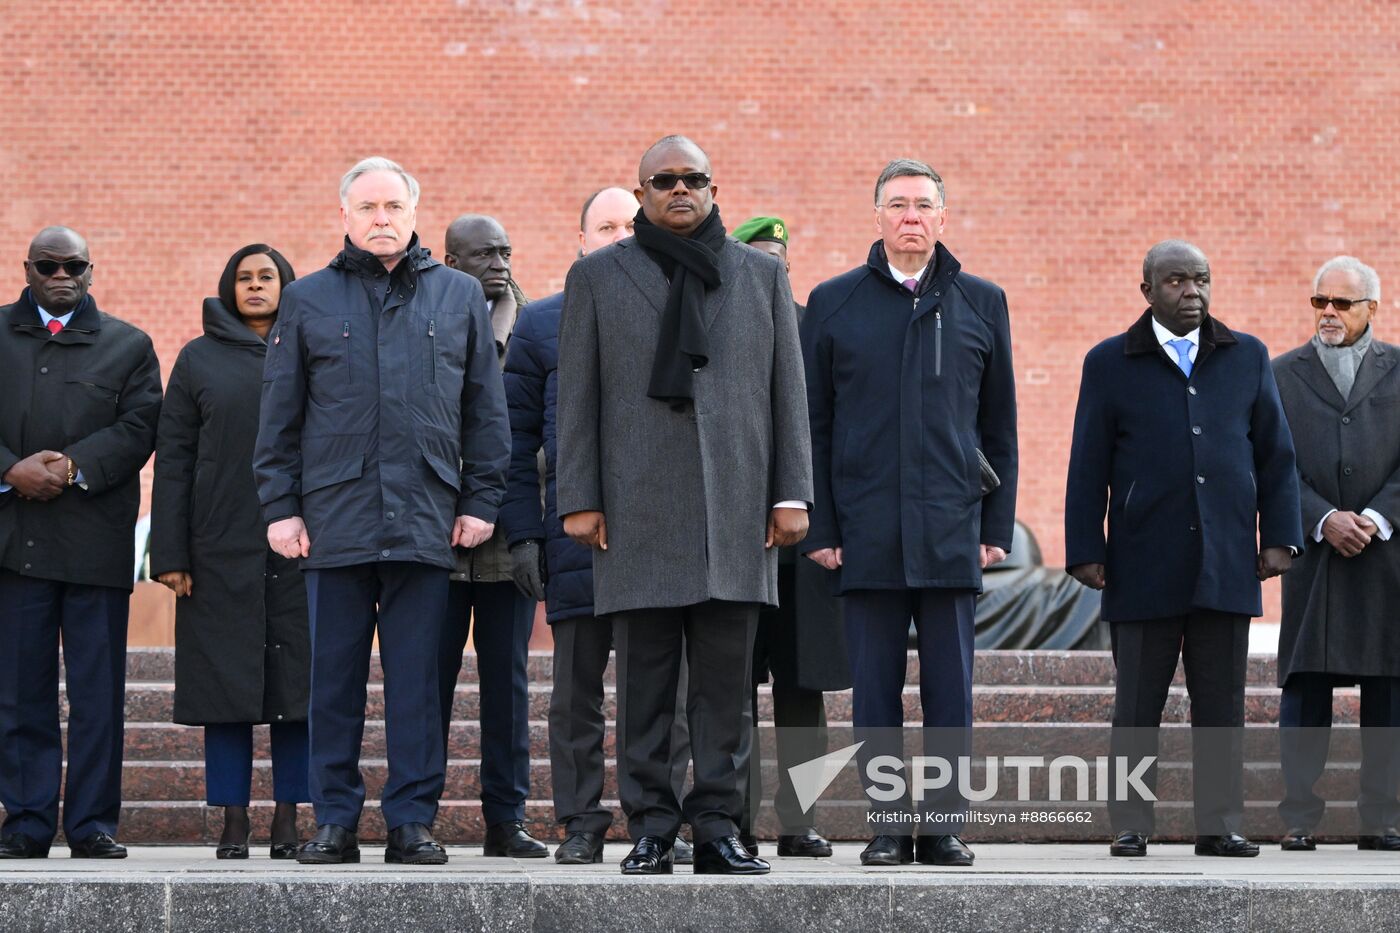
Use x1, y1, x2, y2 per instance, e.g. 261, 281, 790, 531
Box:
63, 372, 120, 438
305, 316, 360, 397
423, 314, 469, 398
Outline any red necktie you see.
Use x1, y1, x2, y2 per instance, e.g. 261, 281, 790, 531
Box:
46, 319, 63, 335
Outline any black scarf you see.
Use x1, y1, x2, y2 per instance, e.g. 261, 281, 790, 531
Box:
634, 205, 726, 409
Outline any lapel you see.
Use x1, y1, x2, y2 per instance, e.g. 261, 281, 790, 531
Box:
1122, 309, 1237, 382
1290, 341, 1346, 411
10, 290, 100, 346
701, 239, 744, 331
613, 239, 668, 314
1343, 341, 1397, 413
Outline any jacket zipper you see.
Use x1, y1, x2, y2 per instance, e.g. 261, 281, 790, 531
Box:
935, 310, 943, 377
342, 321, 351, 383
428, 319, 437, 383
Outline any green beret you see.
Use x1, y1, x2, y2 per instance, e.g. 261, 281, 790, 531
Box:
732, 215, 789, 245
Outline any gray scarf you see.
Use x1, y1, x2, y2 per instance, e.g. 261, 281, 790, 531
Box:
1313, 324, 1374, 400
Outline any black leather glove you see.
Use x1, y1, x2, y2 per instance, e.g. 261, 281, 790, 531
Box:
509, 539, 547, 601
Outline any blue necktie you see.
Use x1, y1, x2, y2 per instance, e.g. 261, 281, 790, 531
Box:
1168, 338, 1194, 377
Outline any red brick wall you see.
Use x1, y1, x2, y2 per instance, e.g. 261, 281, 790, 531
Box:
5, 1, 1396, 619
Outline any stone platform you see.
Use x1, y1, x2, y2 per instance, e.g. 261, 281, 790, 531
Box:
4, 844, 1400, 933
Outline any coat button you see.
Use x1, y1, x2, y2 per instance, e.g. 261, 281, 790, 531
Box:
1189, 524, 1198, 531
1196, 474, 1206, 484
1344, 466, 1353, 476
26, 540, 34, 547
1342, 416, 1351, 424
23, 562, 31, 570
275, 714, 284, 721
380, 549, 391, 558
386, 511, 395, 520
1192, 426, 1202, 435
39, 366, 48, 375
1188, 386, 1197, 396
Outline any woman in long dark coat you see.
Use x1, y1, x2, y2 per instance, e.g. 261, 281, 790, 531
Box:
150, 245, 311, 859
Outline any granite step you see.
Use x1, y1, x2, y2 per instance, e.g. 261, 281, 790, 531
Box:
112, 756, 1372, 806
76, 681, 1339, 727
104, 648, 1283, 688
27, 797, 1383, 846
107, 718, 1369, 762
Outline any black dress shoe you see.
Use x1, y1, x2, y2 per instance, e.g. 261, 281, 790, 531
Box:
483, 820, 548, 858
693, 835, 771, 875
672, 835, 694, 864
68, 833, 127, 859
777, 829, 833, 858
386, 822, 447, 865
1195, 833, 1260, 857
860, 834, 914, 866
215, 839, 250, 860
916, 834, 974, 866
1280, 829, 1316, 851
737, 833, 758, 857
297, 824, 359, 864
554, 830, 605, 865
269, 843, 298, 860
1110, 830, 1148, 857
0, 833, 50, 859
1358, 828, 1400, 850
620, 836, 674, 875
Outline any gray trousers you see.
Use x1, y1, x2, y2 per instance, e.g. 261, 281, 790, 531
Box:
548, 614, 690, 835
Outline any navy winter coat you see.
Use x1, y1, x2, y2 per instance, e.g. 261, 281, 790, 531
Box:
1064, 311, 1303, 622
801, 241, 1019, 592
497, 291, 595, 623
254, 236, 511, 571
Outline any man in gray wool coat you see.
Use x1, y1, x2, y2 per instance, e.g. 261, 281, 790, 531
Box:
556, 135, 813, 876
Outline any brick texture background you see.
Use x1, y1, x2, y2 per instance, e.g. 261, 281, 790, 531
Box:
5, 0, 1398, 620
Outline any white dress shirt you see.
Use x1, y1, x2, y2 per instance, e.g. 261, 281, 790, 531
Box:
1151, 317, 1200, 364
888, 262, 928, 289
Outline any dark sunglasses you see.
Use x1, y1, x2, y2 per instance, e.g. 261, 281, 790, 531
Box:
30, 259, 91, 277
1311, 295, 1374, 312
644, 172, 711, 192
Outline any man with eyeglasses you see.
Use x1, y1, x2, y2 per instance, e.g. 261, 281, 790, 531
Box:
437, 214, 548, 859
800, 158, 1018, 868
255, 157, 510, 866
1065, 239, 1301, 859
0, 226, 162, 860
557, 136, 812, 876
1272, 255, 1400, 852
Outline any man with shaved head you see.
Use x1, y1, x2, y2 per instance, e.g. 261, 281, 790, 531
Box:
0, 226, 162, 859
437, 212, 547, 858
557, 137, 813, 875
1065, 240, 1302, 859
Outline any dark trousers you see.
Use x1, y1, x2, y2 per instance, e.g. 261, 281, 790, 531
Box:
741, 579, 830, 836
613, 600, 757, 845
741, 678, 828, 835
548, 614, 690, 835
843, 588, 976, 832
440, 580, 533, 827
0, 572, 128, 844
303, 561, 448, 832
1108, 611, 1249, 835
1279, 672, 1400, 834
204, 721, 311, 807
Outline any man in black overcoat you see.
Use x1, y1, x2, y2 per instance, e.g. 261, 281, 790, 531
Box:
0, 226, 162, 859
1065, 240, 1303, 858
255, 158, 510, 865
1272, 255, 1400, 851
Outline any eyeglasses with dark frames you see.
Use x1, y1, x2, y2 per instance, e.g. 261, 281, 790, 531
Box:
30, 259, 91, 277
643, 172, 712, 192
1311, 295, 1375, 312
